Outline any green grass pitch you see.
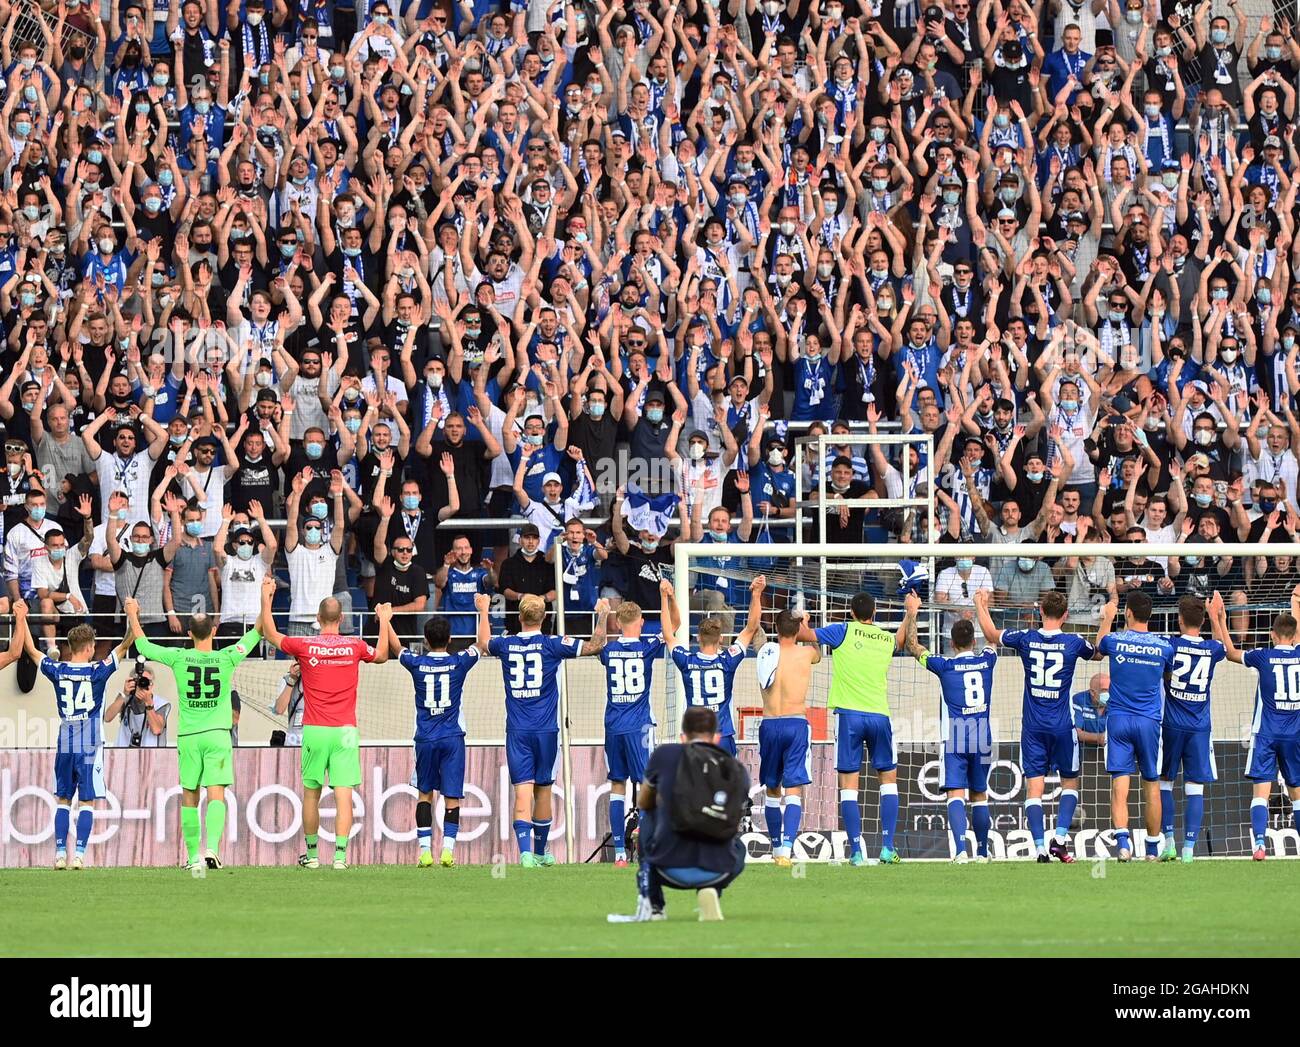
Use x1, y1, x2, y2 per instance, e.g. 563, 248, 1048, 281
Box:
3, 861, 1298, 957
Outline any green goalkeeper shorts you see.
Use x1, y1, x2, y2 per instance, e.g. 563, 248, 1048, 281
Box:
301, 725, 361, 789
178, 731, 234, 791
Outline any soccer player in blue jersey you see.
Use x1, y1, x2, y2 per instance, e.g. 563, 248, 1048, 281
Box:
599, 584, 673, 867
434, 536, 496, 641
389, 593, 491, 868
1093, 591, 1175, 861
1158, 596, 1226, 863
906, 596, 996, 864
1207, 588, 1300, 861
662, 575, 766, 757
488, 592, 610, 866
973, 587, 1093, 863
15, 603, 135, 869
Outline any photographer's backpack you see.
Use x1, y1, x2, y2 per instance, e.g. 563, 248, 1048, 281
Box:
670, 742, 746, 842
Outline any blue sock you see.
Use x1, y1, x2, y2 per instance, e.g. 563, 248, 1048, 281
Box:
782, 800, 802, 856
417, 826, 432, 851
75, 808, 93, 856
947, 799, 968, 858
1251, 799, 1269, 848
764, 798, 782, 854
512, 819, 532, 857
54, 804, 70, 853
532, 819, 551, 855
1160, 782, 1175, 837
1115, 829, 1132, 855
1025, 798, 1045, 851
1184, 785, 1205, 849
971, 801, 991, 857
610, 795, 626, 852
839, 789, 862, 856
443, 807, 459, 849
1145, 834, 1161, 857
1054, 789, 1078, 843
880, 784, 899, 852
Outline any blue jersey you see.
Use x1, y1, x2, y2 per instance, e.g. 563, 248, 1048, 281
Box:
441, 565, 493, 636
923, 647, 996, 727
600, 634, 664, 735
671, 644, 746, 738
1001, 629, 1097, 732
694, 532, 749, 608
488, 631, 582, 733
400, 647, 481, 743
1099, 630, 1174, 719
1243, 645, 1300, 739
1164, 634, 1226, 732
39, 653, 119, 755
558, 543, 601, 611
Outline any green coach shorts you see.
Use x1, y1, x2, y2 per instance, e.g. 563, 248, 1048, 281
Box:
301, 725, 362, 789
178, 731, 234, 791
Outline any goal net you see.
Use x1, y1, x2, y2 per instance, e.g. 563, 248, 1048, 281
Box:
669, 540, 1300, 862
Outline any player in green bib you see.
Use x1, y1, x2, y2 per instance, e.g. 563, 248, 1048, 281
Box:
124, 599, 260, 871
797, 591, 911, 865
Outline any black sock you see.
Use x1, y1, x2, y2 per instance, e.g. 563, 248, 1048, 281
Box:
416, 801, 432, 829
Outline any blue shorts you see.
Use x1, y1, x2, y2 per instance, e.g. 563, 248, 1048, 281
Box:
1022, 726, 1080, 779
1161, 725, 1217, 784
605, 729, 652, 783
758, 717, 812, 789
941, 718, 993, 792
1247, 733, 1300, 787
717, 734, 737, 758
414, 736, 466, 797
54, 745, 104, 802
1106, 713, 1162, 780
835, 710, 895, 774
505, 730, 559, 787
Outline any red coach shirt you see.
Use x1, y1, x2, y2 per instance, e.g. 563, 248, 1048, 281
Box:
281, 635, 377, 727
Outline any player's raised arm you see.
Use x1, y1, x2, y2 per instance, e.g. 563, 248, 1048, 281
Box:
660, 580, 682, 650
473, 593, 492, 653
117, 598, 146, 661
900, 590, 925, 659
1207, 591, 1245, 663
580, 598, 611, 655
735, 575, 766, 649
971, 587, 1003, 646
258, 575, 286, 651
1092, 591, 1120, 656
4, 600, 31, 668
372, 604, 393, 664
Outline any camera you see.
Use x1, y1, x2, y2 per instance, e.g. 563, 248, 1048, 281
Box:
126, 657, 152, 748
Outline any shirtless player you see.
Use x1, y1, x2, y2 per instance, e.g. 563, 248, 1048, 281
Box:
755, 590, 822, 867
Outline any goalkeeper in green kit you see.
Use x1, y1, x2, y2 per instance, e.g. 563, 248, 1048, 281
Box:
124, 598, 260, 871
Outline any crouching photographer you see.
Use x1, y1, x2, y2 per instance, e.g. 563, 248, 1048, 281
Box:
105, 660, 171, 748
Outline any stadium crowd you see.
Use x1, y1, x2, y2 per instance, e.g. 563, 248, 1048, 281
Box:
4, 0, 1300, 677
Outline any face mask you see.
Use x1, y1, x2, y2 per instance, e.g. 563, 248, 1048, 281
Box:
15, 121, 30, 137
1267, 46, 1283, 60
305, 443, 323, 460
98, 237, 115, 255
1109, 309, 1126, 323
1211, 288, 1228, 301
1060, 400, 1078, 413
830, 480, 850, 493
589, 402, 606, 419
131, 541, 151, 556
994, 113, 1010, 128
871, 178, 888, 192
465, 326, 482, 339
1162, 172, 1179, 189
1017, 557, 1036, 572
372, 12, 388, 24
28, 505, 45, 522
1220, 348, 1238, 364
870, 127, 887, 143
689, 443, 705, 461
235, 544, 256, 561
309, 502, 329, 520
344, 417, 362, 434
640, 538, 659, 552
877, 298, 893, 312
332, 66, 345, 80
144, 197, 163, 214
712, 85, 727, 101
1194, 491, 1213, 507
1026, 470, 1044, 483
1184, 555, 1201, 567
1211, 29, 1228, 45
195, 100, 211, 115
19, 292, 35, 309
304, 527, 323, 545
999, 188, 1017, 203
779, 220, 796, 236
135, 101, 151, 115
729, 193, 746, 206
185, 521, 204, 537
23, 87, 37, 104
524, 432, 544, 447
646, 408, 664, 423
1261, 498, 1279, 514
815, 262, 835, 279
736, 162, 754, 176
956, 558, 974, 571
342, 246, 361, 258
1194, 430, 1215, 447
87, 149, 103, 164
402, 495, 421, 511
942, 189, 960, 206
775, 273, 792, 288
1259, 288, 1273, 304
426, 374, 443, 390
47, 546, 70, 564
709, 526, 730, 542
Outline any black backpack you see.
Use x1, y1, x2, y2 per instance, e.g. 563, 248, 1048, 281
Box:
670, 742, 747, 842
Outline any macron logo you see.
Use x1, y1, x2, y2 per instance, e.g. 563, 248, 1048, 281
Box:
49, 979, 151, 1028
